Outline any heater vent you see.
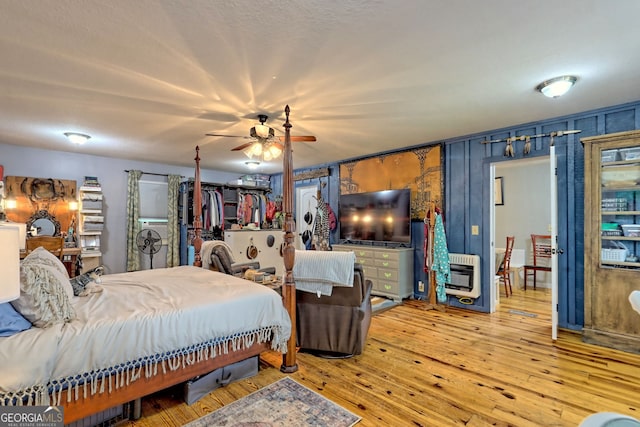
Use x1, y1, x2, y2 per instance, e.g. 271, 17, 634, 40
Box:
445, 253, 481, 298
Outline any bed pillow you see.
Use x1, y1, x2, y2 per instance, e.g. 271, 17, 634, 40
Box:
11, 262, 76, 328
0, 303, 32, 337
21, 246, 74, 300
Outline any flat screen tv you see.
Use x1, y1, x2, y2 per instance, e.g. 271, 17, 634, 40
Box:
339, 189, 411, 244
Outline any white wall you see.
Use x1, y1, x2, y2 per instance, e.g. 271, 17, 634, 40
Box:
0, 142, 239, 274
495, 157, 551, 285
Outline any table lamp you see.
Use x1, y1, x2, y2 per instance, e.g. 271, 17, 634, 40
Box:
0, 222, 26, 250
0, 226, 20, 303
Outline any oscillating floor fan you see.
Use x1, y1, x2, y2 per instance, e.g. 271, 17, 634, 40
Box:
136, 229, 162, 269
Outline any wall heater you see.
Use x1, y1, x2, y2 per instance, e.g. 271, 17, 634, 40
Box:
445, 253, 481, 298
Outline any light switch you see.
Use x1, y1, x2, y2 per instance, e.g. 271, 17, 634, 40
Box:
471, 225, 479, 235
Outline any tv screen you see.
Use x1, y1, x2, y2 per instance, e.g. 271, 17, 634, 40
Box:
339, 189, 411, 244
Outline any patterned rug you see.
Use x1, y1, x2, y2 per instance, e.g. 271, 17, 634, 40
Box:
184, 377, 361, 427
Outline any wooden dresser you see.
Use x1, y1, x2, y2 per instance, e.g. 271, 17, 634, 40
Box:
333, 244, 414, 301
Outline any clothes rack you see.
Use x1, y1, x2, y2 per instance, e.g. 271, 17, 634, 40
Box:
424, 201, 446, 312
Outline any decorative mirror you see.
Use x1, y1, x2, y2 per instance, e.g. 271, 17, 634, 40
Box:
27, 210, 61, 237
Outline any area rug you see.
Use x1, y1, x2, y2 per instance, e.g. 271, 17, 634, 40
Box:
184, 377, 361, 427
371, 295, 399, 314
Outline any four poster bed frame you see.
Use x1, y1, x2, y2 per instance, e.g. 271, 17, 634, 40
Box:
58, 106, 299, 423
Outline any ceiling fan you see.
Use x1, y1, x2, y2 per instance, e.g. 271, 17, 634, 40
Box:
205, 114, 316, 156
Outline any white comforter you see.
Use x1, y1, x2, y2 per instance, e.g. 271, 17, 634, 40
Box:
0, 266, 291, 403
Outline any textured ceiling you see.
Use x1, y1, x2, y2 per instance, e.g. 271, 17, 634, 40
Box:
1, 0, 640, 174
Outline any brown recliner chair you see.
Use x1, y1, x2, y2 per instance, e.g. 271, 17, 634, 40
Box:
296, 263, 373, 358
208, 244, 276, 277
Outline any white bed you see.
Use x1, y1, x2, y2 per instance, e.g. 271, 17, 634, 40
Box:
0, 266, 290, 421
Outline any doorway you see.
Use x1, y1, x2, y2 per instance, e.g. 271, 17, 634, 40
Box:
295, 185, 318, 250
492, 157, 552, 315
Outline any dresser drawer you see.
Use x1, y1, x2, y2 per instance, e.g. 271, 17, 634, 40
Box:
355, 256, 374, 266
332, 246, 374, 263
361, 265, 378, 280
353, 248, 375, 259
375, 251, 400, 262
377, 268, 398, 282
374, 258, 398, 269
377, 280, 399, 296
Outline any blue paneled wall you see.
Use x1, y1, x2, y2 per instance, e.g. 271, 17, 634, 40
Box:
272, 101, 640, 331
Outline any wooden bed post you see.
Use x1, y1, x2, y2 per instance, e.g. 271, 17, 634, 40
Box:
192, 146, 203, 267
281, 105, 298, 373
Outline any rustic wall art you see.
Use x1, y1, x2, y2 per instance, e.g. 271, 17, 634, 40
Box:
339, 144, 442, 219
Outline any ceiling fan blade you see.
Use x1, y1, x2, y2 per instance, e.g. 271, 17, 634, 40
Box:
231, 142, 255, 151
205, 133, 251, 139
278, 135, 317, 142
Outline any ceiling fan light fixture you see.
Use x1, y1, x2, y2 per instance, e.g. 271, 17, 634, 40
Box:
268, 145, 282, 159
64, 132, 91, 144
536, 75, 577, 98
251, 124, 273, 139
244, 142, 263, 159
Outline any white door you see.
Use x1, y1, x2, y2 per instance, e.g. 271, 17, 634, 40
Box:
550, 146, 559, 340
295, 185, 318, 250
490, 165, 498, 313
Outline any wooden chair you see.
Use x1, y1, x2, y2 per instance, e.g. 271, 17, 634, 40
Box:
496, 236, 515, 297
25, 236, 65, 261
523, 234, 552, 290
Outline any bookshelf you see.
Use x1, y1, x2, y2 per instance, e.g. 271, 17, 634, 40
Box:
78, 176, 103, 272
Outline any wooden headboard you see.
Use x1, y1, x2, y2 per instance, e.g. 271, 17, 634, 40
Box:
191, 105, 299, 372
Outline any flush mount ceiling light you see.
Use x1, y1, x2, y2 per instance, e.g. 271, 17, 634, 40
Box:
64, 132, 91, 144
536, 76, 577, 98
245, 161, 261, 170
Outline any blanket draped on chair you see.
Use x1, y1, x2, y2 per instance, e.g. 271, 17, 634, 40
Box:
293, 250, 355, 296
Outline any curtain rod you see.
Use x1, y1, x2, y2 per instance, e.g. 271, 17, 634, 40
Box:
480, 129, 581, 144
123, 170, 185, 178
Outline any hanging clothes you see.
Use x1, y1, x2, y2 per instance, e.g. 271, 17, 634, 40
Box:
423, 218, 432, 272
430, 212, 450, 303
313, 197, 331, 251
242, 193, 253, 225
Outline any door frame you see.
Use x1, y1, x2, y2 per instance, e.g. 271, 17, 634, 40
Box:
489, 155, 556, 339
550, 145, 559, 340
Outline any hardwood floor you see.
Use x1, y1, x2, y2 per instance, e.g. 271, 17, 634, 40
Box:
124, 288, 640, 426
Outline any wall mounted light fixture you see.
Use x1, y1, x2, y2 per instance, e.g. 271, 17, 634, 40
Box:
536, 76, 577, 98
